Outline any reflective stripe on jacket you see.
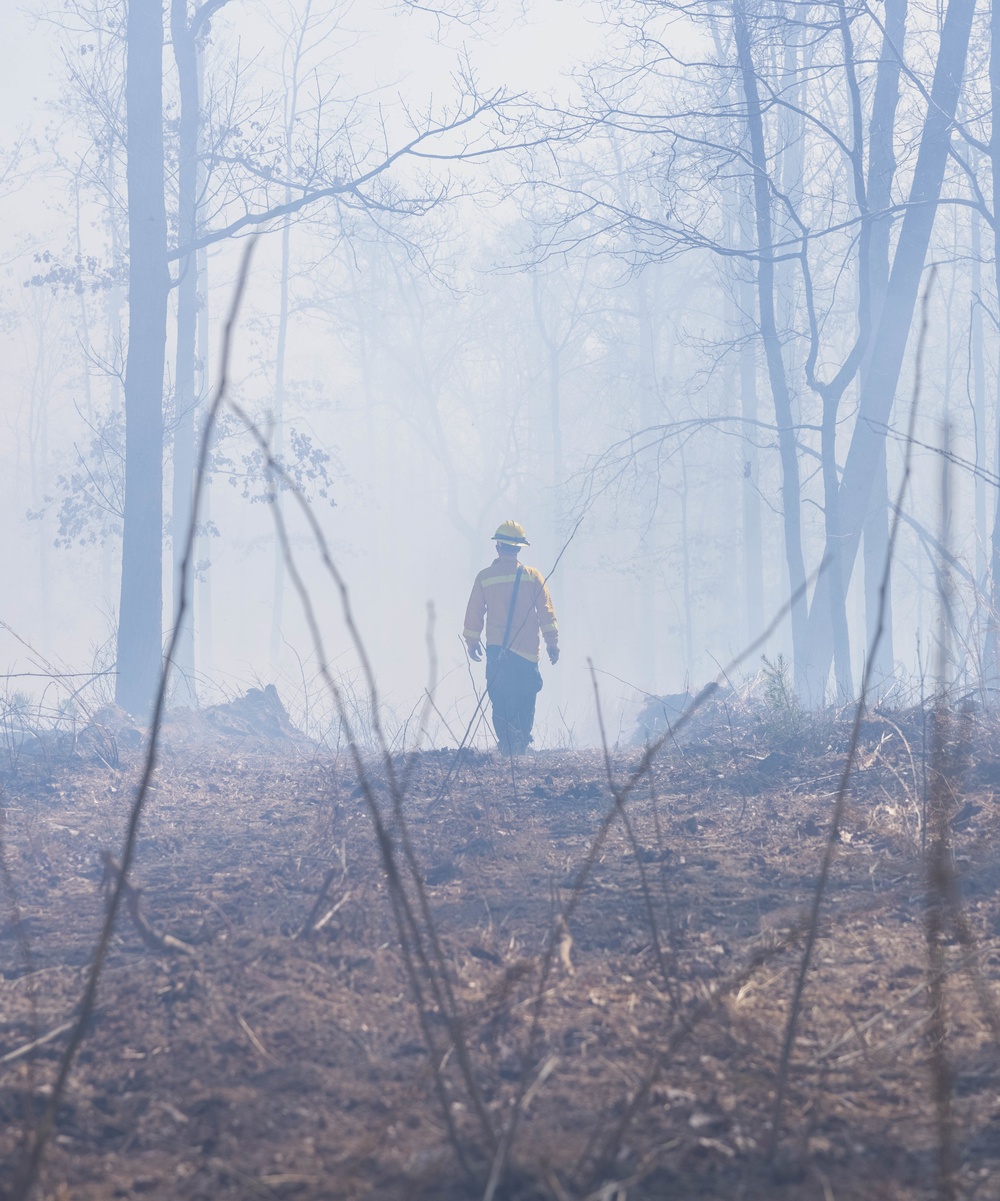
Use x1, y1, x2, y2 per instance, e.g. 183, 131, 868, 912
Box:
463, 557, 558, 663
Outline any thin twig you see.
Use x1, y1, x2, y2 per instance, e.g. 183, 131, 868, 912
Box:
16, 239, 258, 1198
0, 1022, 74, 1067
925, 417, 955, 1201
100, 852, 196, 956
233, 411, 497, 1162
766, 270, 931, 1163
590, 662, 677, 1002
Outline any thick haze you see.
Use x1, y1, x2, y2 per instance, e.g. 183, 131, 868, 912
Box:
0, 0, 994, 746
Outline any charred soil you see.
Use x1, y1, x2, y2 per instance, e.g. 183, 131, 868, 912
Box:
2, 710, 1000, 1199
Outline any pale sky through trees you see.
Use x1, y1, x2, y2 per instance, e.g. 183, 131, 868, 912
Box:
0, 0, 996, 742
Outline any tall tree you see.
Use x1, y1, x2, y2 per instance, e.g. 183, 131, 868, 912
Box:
168, 0, 222, 706
802, 0, 978, 700
983, 0, 1000, 682
734, 0, 809, 686
106, 0, 510, 717
116, 0, 169, 719
860, 0, 907, 696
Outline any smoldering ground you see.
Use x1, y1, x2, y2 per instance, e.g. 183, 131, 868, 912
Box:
3, 690, 1000, 1200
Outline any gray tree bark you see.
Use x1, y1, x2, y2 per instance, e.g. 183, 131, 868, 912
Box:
983, 0, 1000, 686
860, 0, 906, 697
734, 0, 809, 689
196, 240, 213, 681
802, 0, 976, 702
971, 207, 986, 590
169, 0, 201, 706
116, 0, 169, 720
269, 2, 314, 669
729, 65, 764, 645
739, 277, 764, 644
635, 269, 660, 692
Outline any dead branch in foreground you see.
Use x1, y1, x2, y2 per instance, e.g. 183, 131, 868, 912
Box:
99, 852, 195, 957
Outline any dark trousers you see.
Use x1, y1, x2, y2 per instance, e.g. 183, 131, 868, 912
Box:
485, 646, 542, 754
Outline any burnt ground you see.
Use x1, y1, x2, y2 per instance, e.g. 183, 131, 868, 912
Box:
2, 706, 1000, 1200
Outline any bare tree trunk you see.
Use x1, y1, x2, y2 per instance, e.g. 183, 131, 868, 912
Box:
804, 0, 975, 700
169, 0, 200, 706
635, 269, 659, 692
104, 125, 126, 611
983, 0, 1000, 688
729, 77, 764, 643
356, 288, 385, 639
116, 0, 169, 720
774, 9, 804, 383
820, 390, 855, 700
861, 0, 906, 698
270, 1, 313, 669
270, 212, 290, 669
862, 447, 894, 689
971, 207, 986, 590
739, 278, 764, 643
196, 240, 213, 683
734, 0, 809, 691
538, 276, 568, 710
809, 0, 904, 702
679, 446, 694, 682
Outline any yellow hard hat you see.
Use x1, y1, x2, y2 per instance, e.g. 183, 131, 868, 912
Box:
493, 519, 529, 545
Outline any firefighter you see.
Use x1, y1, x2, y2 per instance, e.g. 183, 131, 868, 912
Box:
463, 521, 559, 754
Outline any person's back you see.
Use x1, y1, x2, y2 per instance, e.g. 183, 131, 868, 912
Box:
464, 521, 559, 754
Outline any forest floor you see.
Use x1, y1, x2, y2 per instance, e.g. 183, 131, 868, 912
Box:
2, 697, 1000, 1200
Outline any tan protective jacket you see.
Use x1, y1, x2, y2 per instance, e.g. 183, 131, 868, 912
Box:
463, 556, 559, 663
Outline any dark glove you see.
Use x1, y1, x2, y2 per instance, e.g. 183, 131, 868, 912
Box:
468, 639, 484, 662
547, 644, 559, 665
